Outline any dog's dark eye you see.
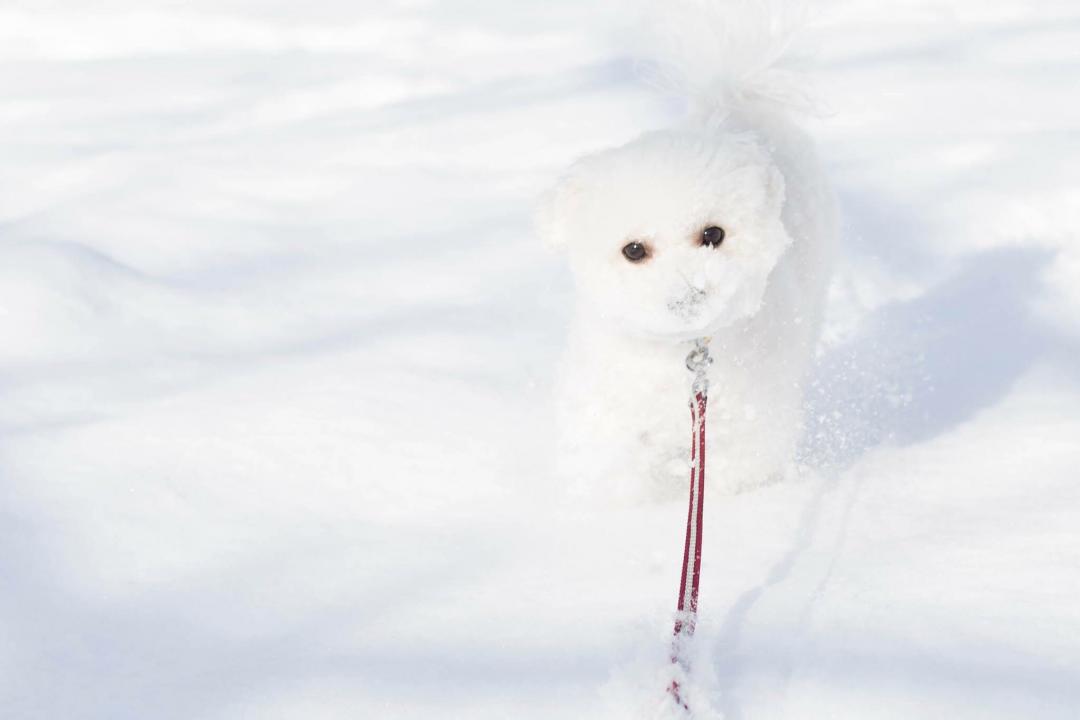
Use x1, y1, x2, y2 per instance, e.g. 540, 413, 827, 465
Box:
702, 226, 725, 247
622, 241, 649, 262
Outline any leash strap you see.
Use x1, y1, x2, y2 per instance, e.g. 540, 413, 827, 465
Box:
676, 390, 707, 631
669, 338, 711, 710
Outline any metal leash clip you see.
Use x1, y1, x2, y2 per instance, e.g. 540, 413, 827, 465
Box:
685, 337, 712, 397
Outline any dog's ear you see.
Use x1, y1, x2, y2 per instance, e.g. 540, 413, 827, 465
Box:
535, 173, 583, 250
764, 163, 786, 215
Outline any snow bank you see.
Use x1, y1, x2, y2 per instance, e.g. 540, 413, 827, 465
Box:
2, 0, 1079, 718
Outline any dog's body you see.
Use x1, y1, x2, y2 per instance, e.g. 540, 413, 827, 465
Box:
540, 14, 836, 500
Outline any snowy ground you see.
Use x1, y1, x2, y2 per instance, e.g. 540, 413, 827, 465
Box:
3, 1, 1080, 718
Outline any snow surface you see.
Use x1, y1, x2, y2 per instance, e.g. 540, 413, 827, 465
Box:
3, 1, 1080, 718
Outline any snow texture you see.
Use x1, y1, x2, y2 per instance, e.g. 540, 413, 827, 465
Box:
2, 1, 1080, 718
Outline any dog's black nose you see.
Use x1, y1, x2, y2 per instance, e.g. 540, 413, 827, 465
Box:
701, 226, 725, 247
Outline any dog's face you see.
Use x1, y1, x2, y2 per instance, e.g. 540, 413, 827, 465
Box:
539, 129, 791, 339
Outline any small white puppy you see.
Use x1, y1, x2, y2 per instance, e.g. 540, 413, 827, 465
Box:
539, 2, 835, 500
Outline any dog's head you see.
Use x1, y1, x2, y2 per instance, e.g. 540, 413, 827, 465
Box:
539, 129, 791, 340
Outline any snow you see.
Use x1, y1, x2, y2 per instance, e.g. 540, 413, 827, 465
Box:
2, 0, 1080, 718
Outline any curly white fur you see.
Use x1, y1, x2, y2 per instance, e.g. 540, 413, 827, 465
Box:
539, 0, 836, 501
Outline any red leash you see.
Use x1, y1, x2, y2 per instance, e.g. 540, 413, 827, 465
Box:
669, 339, 711, 711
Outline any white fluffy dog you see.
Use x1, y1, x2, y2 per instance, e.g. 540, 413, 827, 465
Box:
539, 2, 836, 500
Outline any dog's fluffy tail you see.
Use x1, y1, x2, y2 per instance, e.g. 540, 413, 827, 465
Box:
630, 0, 815, 120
